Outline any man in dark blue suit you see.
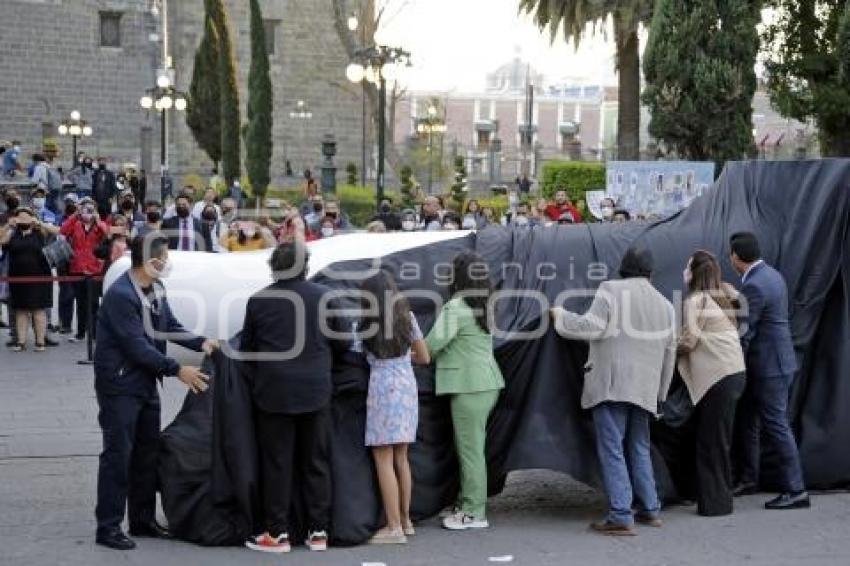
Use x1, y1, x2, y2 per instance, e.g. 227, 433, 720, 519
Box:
730, 232, 810, 510
94, 234, 218, 550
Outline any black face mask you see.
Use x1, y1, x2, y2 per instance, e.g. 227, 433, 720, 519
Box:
17, 223, 32, 231
121, 200, 134, 211
202, 212, 217, 222
380, 203, 391, 213
327, 212, 338, 219
5, 197, 19, 210
83, 161, 93, 169
176, 206, 190, 218
147, 211, 162, 223
313, 203, 323, 213
64, 204, 77, 216
98, 163, 106, 171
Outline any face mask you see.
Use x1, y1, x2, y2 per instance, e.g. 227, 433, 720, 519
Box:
327, 212, 338, 219
83, 161, 93, 169
121, 200, 134, 211
242, 228, 257, 238
401, 220, 416, 231
443, 223, 459, 231
13, 145, 20, 152
5, 197, 19, 209
80, 212, 94, 223
32, 197, 46, 209
380, 203, 391, 213
313, 203, 323, 212
98, 163, 106, 171
150, 258, 172, 279
65, 204, 77, 216
514, 215, 529, 227
176, 206, 190, 218
17, 222, 32, 231
601, 206, 614, 219
202, 212, 217, 222
146, 211, 161, 223
321, 227, 334, 237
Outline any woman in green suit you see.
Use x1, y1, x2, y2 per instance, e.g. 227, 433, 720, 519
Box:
426, 251, 505, 531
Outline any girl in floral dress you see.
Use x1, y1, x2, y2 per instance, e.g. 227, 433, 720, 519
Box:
360, 271, 430, 544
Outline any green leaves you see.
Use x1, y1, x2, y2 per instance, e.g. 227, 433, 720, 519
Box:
245, 0, 273, 198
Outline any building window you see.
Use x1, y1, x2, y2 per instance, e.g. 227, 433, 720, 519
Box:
100, 12, 122, 47
264, 20, 280, 55
477, 130, 491, 151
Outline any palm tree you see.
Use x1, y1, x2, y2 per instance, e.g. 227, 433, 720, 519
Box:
519, 0, 652, 160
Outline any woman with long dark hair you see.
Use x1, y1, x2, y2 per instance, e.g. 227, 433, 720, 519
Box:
678, 250, 746, 516
360, 271, 430, 544
425, 251, 504, 531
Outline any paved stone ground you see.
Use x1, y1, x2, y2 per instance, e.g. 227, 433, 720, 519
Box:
2, 335, 850, 566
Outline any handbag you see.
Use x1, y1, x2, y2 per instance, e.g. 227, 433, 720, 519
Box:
42, 235, 74, 270
660, 371, 695, 428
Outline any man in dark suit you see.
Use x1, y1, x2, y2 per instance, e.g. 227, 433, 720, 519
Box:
239, 241, 343, 554
159, 193, 213, 252
92, 157, 117, 219
94, 234, 218, 550
730, 232, 810, 510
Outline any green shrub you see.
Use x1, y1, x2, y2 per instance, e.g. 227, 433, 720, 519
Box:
540, 161, 606, 203
474, 195, 509, 219
345, 162, 358, 185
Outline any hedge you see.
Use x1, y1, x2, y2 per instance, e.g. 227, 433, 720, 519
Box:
262, 185, 396, 228
540, 161, 606, 203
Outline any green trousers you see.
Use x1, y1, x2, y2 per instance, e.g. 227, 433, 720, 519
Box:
450, 389, 500, 519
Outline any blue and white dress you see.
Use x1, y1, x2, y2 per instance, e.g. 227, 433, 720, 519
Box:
365, 312, 422, 446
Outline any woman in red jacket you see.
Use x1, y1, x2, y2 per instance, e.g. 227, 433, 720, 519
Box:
60, 198, 110, 340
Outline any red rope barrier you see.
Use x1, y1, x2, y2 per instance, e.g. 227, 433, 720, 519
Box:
0, 275, 105, 284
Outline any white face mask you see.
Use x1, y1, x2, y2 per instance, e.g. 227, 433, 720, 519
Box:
150, 258, 172, 279
32, 197, 46, 209
601, 206, 614, 219
242, 228, 257, 239
321, 227, 334, 237
514, 215, 529, 227
401, 220, 416, 231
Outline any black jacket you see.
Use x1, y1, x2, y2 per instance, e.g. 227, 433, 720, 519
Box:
94, 272, 205, 397
160, 215, 214, 252
240, 279, 347, 414
92, 169, 117, 208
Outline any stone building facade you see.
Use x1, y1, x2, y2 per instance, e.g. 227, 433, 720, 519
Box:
1, 0, 364, 194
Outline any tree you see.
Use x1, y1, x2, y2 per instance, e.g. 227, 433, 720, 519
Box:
642, 0, 760, 166
520, 0, 652, 160
399, 165, 415, 208
187, 15, 222, 166
208, 0, 241, 184
450, 156, 467, 211
762, 0, 850, 156
245, 0, 273, 201
346, 162, 358, 185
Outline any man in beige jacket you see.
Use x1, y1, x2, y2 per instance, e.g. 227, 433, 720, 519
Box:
551, 246, 676, 536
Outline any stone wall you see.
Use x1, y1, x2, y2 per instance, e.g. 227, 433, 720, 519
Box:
1, 0, 364, 192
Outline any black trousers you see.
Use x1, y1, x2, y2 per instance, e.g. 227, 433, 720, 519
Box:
255, 406, 332, 536
694, 372, 746, 516
73, 278, 101, 338
95, 391, 161, 534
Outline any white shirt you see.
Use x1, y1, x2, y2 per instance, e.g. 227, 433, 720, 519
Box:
741, 259, 764, 283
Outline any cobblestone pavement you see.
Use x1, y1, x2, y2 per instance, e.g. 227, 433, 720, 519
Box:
2, 339, 850, 566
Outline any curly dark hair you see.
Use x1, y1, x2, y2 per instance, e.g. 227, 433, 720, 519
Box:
449, 251, 492, 333
360, 270, 414, 359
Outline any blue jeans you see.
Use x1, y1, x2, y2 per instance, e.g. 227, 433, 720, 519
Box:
593, 402, 661, 526
738, 373, 805, 493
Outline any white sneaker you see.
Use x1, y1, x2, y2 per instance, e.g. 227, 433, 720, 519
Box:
245, 532, 291, 553
439, 505, 460, 519
442, 511, 489, 530
305, 530, 328, 551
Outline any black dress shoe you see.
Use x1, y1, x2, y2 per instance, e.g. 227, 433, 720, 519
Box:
129, 521, 172, 539
733, 482, 758, 497
44, 336, 60, 347
96, 530, 136, 550
765, 491, 811, 510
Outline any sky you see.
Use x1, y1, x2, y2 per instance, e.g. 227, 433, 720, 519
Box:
376, 0, 620, 93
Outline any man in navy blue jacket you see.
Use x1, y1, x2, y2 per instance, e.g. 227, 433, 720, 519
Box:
94, 234, 218, 550
730, 232, 810, 510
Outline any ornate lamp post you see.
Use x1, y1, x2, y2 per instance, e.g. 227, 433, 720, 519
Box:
416, 104, 447, 194
140, 71, 187, 200
346, 45, 411, 210
57, 111, 93, 168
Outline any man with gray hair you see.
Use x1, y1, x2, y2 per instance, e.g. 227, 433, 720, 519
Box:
551, 246, 676, 536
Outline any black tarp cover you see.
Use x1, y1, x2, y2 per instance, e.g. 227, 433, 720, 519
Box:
159, 160, 850, 546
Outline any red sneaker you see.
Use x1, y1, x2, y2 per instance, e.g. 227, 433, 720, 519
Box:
245, 532, 291, 553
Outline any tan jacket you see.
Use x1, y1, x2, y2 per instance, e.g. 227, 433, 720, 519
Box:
677, 290, 746, 404
553, 278, 677, 415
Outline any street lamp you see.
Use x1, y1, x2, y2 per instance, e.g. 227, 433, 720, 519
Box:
347, 44, 412, 209
140, 70, 187, 199
57, 110, 93, 168
416, 104, 447, 194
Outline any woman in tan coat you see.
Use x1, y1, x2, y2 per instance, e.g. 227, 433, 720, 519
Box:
678, 250, 746, 516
